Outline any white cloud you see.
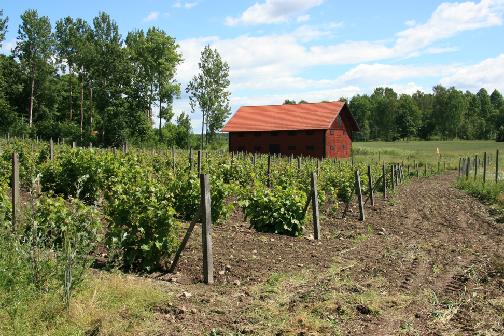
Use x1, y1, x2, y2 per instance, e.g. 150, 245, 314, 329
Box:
337, 63, 455, 85
231, 86, 361, 106
143, 11, 160, 22
394, 0, 504, 56
174, 1, 198, 9
0, 38, 16, 55
225, 0, 324, 26
441, 53, 504, 92
297, 14, 310, 23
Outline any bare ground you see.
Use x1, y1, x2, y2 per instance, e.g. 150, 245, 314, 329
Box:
148, 172, 504, 335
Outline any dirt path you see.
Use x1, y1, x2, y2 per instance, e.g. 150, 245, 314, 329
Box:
152, 173, 504, 335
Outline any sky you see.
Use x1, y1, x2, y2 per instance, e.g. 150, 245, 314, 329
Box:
2, 0, 504, 132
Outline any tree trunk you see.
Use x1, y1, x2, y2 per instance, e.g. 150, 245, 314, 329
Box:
200, 112, 205, 150
69, 68, 73, 121
149, 83, 153, 119
89, 84, 93, 132
29, 73, 35, 128
80, 79, 84, 137
159, 95, 163, 141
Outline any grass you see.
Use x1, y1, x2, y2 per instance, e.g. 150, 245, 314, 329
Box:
353, 140, 503, 167
0, 271, 169, 336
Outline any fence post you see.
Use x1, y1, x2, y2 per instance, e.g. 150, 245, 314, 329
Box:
438, 161, 440, 173
316, 159, 320, 176
200, 174, 214, 284
72, 141, 77, 148
465, 157, 470, 179
367, 165, 375, 206
297, 156, 301, 170
474, 155, 478, 179
11, 153, 20, 227
382, 164, 387, 199
483, 152, 487, 184
355, 170, 365, 221
311, 172, 320, 240
390, 164, 395, 190
458, 158, 461, 178
496, 150, 500, 183
197, 150, 202, 174
50, 138, 54, 160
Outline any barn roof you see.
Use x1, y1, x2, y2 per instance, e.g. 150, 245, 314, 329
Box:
221, 101, 359, 132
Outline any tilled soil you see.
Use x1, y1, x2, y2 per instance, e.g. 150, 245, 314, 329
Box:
151, 173, 504, 335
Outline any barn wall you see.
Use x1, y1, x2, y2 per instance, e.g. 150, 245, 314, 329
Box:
324, 112, 352, 158
229, 130, 325, 158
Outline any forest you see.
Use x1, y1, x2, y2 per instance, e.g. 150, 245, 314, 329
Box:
0, 9, 231, 148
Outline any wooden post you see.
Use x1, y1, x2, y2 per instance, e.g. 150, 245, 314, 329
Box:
390, 165, 395, 191
458, 158, 461, 178
197, 150, 202, 174
311, 172, 320, 240
474, 155, 478, 179
297, 156, 301, 170
253, 153, 256, 166
355, 170, 365, 221
267, 155, 272, 188
496, 150, 500, 183
50, 138, 54, 160
200, 174, 214, 284
382, 164, 387, 199
483, 152, 487, 184
465, 157, 470, 179
72, 141, 77, 148
367, 165, 375, 206
11, 153, 20, 227
437, 161, 440, 173
316, 159, 320, 176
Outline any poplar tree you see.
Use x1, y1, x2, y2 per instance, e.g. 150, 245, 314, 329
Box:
186, 45, 231, 149
14, 9, 54, 127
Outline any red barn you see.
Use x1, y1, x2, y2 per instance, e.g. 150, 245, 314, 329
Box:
221, 101, 359, 158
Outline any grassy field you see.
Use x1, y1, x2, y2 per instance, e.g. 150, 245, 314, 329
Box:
353, 140, 503, 166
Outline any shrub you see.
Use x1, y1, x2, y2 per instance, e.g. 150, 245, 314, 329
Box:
105, 175, 180, 272
242, 184, 307, 236
171, 173, 234, 223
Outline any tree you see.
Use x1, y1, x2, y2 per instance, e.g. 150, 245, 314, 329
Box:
283, 99, 296, 104
0, 9, 7, 47
14, 9, 54, 127
145, 28, 182, 140
186, 45, 231, 149
396, 94, 421, 139
175, 112, 192, 148
477, 88, 495, 139
349, 94, 371, 141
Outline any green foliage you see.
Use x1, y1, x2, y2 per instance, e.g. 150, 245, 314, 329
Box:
105, 174, 179, 272
171, 173, 234, 224
186, 45, 231, 146
41, 148, 105, 203
0, 192, 101, 333
242, 183, 307, 237
456, 178, 504, 205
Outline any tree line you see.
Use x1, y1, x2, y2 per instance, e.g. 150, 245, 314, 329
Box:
347, 86, 504, 142
0, 9, 231, 148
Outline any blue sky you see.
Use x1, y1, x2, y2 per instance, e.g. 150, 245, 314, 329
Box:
2, 0, 504, 131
